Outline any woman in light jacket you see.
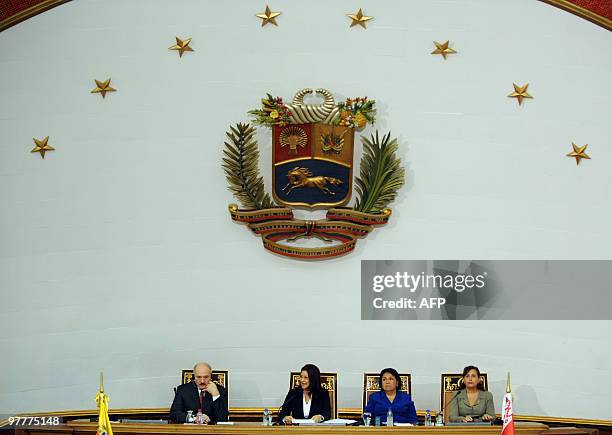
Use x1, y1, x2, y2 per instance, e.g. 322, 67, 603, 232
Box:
448, 365, 495, 422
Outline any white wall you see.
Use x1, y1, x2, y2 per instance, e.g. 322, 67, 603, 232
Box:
1, 0, 611, 420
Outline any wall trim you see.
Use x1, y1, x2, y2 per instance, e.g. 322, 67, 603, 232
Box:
0, 0, 71, 32
538, 0, 612, 31
1, 1, 610, 33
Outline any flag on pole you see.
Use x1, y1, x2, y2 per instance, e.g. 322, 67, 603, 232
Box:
502, 372, 515, 435
95, 372, 113, 435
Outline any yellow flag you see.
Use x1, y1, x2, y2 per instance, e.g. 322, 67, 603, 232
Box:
95, 373, 113, 435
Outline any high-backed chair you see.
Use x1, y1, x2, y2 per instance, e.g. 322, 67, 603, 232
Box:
440, 372, 488, 422
181, 369, 230, 407
362, 372, 412, 410
290, 371, 338, 419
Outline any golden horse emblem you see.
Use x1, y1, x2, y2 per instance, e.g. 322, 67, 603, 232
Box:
282, 167, 343, 196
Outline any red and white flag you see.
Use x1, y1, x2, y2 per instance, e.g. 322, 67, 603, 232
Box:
502, 373, 515, 435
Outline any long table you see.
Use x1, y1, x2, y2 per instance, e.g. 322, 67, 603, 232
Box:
14, 421, 550, 435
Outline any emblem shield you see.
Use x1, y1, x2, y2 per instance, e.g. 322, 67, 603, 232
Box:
272, 123, 354, 208
224, 88, 404, 259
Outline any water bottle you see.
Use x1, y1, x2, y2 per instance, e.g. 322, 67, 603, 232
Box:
425, 409, 431, 426
436, 411, 444, 426
262, 408, 270, 426
387, 408, 394, 427
196, 410, 203, 425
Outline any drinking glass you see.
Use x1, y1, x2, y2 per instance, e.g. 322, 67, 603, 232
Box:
362, 412, 372, 426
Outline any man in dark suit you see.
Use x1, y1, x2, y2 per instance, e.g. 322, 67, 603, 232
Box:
170, 362, 228, 423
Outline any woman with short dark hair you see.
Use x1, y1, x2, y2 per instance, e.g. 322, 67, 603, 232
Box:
448, 365, 495, 422
364, 368, 418, 425
278, 364, 331, 424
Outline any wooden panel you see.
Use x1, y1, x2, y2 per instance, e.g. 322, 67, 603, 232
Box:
542, 429, 599, 435
4, 408, 610, 429
15, 422, 549, 435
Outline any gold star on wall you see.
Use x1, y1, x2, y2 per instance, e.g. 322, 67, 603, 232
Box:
90, 78, 116, 99
30, 136, 55, 159
431, 41, 457, 60
169, 37, 194, 57
347, 8, 373, 29
256, 5, 281, 26
566, 143, 590, 165
507, 83, 533, 106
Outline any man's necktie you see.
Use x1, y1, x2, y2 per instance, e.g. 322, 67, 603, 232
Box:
199, 390, 205, 412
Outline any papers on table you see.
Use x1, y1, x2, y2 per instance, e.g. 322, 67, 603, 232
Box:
393, 423, 414, 426
323, 419, 358, 426
293, 418, 358, 426
292, 419, 318, 425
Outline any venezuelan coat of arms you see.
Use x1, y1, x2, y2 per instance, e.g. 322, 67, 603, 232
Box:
222, 88, 405, 260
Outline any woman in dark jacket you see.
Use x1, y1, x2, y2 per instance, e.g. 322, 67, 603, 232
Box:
278, 364, 331, 424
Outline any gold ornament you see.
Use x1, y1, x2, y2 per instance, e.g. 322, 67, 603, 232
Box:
256, 5, 281, 26
507, 83, 533, 106
282, 167, 343, 196
321, 131, 345, 154
431, 40, 457, 60
30, 136, 55, 159
279, 126, 308, 155
90, 78, 116, 99
566, 142, 590, 165
169, 37, 194, 57
225, 89, 403, 260
347, 8, 373, 29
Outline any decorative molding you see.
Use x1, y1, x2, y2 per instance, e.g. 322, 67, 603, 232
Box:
1, 1, 610, 33
0, 0, 71, 32
538, 0, 612, 31
64, 421, 548, 435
